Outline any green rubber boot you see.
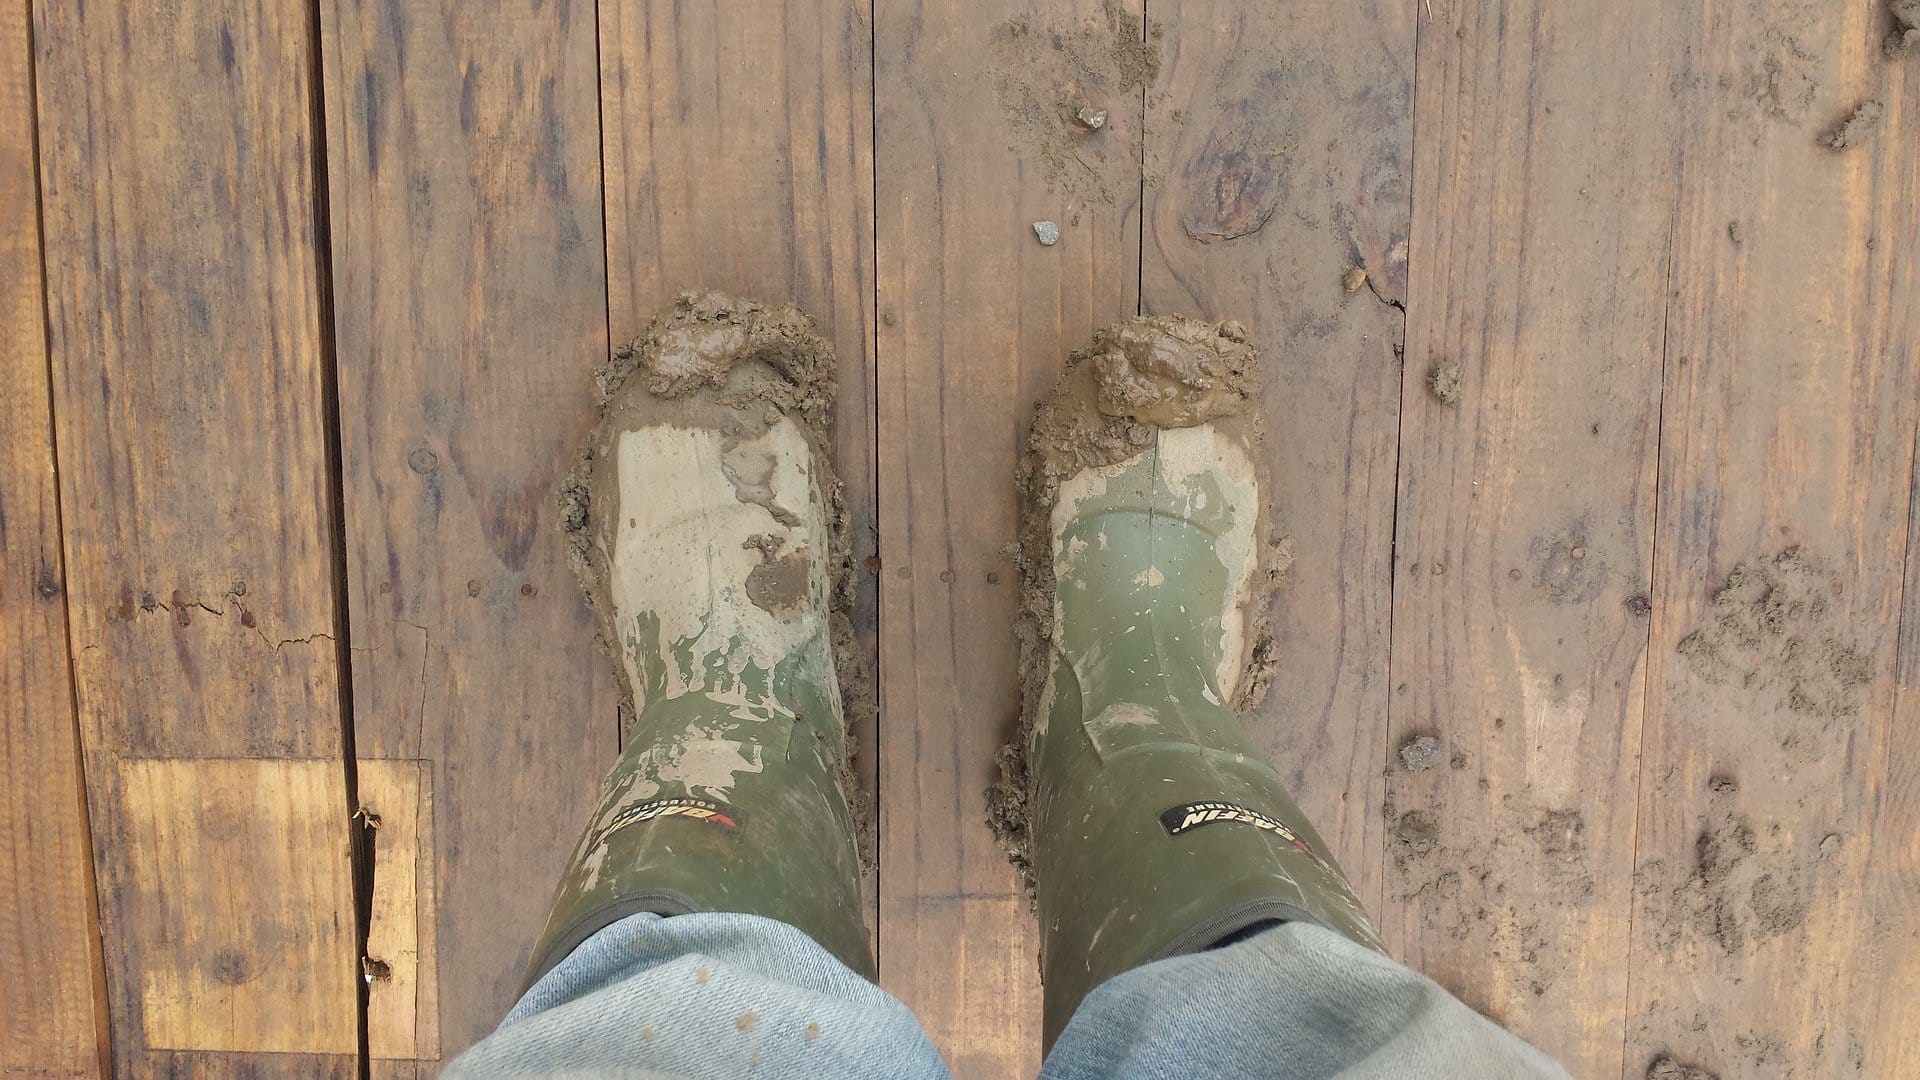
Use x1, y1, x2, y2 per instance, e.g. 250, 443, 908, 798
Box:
524, 292, 871, 989
1007, 317, 1383, 1047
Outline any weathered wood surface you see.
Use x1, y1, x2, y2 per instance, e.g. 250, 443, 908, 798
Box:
1626, 6, 1920, 1077
9, 0, 1920, 1073
0, 0, 106, 1071
317, 0, 613, 1068
1883, 402, 1920, 1080
596, 0, 881, 931
1141, 0, 1413, 935
1384, 2, 1685, 1073
875, 1, 1143, 1072
32, 0, 357, 1071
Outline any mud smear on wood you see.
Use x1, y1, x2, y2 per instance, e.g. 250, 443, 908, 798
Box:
1631, 547, 1874, 1074
1742, 26, 1820, 124
1630, 776, 1829, 1072
987, 0, 1161, 204
1385, 790, 1595, 1009
559, 291, 877, 867
1636, 775, 1811, 956
1818, 100, 1883, 150
1675, 546, 1869, 730
986, 316, 1271, 883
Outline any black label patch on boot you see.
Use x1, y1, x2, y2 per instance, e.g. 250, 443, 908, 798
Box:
1160, 801, 1316, 858
589, 797, 741, 850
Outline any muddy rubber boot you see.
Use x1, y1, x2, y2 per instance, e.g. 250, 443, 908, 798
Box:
523, 292, 871, 990
1004, 317, 1384, 1048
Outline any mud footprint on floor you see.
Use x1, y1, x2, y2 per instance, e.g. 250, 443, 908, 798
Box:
987, 0, 1162, 204
1675, 546, 1870, 746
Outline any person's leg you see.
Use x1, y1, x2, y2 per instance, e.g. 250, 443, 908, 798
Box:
1040, 921, 1564, 1078
447, 293, 944, 1078
1005, 317, 1561, 1074
448, 912, 942, 1078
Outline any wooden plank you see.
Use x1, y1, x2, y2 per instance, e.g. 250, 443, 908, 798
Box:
1383, 2, 1686, 1072
119, 760, 358, 1055
32, 0, 356, 1071
596, 0, 880, 929
316, 0, 612, 1064
1626, 6, 1920, 1076
361, 760, 438, 1062
0, 0, 107, 1070
875, 0, 1142, 1072
1876, 418, 1920, 1079
1140, 0, 1413, 928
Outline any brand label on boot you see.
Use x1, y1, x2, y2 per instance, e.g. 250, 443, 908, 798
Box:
589, 797, 741, 850
1160, 800, 1317, 858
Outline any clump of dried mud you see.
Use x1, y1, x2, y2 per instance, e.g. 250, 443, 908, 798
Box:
1693, 785, 1803, 948
1427, 361, 1462, 405
1399, 733, 1445, 772
985, 316, 1270, 882
1675, 546, 1870, 725
1632, 769, 1828, 970
988, 0, 1162, 204
1819, 100, 1884, 150
558, 290, 877, 868
1887, 0, 1920, 57
1646, 1054, 1720, 1080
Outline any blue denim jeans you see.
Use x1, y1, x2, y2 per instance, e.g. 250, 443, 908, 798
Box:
446, 912, 1564, 1077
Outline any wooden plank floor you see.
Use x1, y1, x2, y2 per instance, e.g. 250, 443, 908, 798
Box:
3, 0, 1916, 1076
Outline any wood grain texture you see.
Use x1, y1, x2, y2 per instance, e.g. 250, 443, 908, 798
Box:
1626, 6, 1920, 1076
1880, 390, 1920, 1080
596, 0, 880, 931
875, 0, 1141, 1072
32, 0, 355, 1071
317, 0, 612, 1064
1384, 3, 1686, 1072
1141, 0, 1412, 926
11, 0, 1917, 1072
0, 0, 107, 1071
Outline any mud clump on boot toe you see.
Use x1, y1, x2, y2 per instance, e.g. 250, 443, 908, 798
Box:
563, 290, 842, 629
1087, 318, 1258, 426
988, 315, 1276, 882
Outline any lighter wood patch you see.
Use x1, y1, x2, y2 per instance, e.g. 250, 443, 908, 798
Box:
120, 759, 357, 1054
361, 760, 440, 1061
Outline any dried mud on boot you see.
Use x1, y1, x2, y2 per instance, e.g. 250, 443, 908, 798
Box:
987, 315, 1284, 884
558, 290, 877, 868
